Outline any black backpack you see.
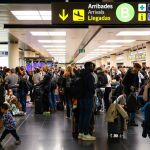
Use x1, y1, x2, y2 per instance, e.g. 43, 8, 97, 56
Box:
71, 71, 85, 99
97, 73, 108, 87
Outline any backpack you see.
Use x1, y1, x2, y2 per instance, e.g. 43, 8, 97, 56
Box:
97, 73, 108, 87
71, 72, 85, 99
65, 77, 72, 88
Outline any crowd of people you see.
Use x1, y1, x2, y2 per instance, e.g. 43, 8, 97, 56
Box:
0, 62, 150, 143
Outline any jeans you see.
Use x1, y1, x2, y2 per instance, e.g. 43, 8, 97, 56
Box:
137, 95, 145, 107
0, 129, 20, 141
12, 88, 18, 98
48, 92, 56, 110
141, 101, 150, 120
78, 97, 93, 135
18, 90, 27, 112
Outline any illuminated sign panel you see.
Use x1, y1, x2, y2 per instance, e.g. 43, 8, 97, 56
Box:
52, 3, 150, 25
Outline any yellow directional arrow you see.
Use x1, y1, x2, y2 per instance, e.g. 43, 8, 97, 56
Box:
59, 9, 68, 21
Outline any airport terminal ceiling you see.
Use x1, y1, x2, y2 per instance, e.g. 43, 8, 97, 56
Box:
0, 3, 150, 64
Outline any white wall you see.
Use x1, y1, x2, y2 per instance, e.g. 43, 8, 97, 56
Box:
0, 44, 8, 67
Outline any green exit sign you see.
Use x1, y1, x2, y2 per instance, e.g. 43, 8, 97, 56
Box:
79, 49, 85, 53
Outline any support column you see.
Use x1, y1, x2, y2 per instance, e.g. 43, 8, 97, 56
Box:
146, 43, 150, 66
123, 51, 132, 67
24, 51, 36, 57
95, 59, 101, 68
8, 42, 19, 68
101, 57, 107, 67
110, 54, 116, 67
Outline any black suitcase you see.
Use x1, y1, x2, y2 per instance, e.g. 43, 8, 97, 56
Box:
72, 108, 79, 139
35, 98, 44, 114
56, 101, 64, 111
34, 86, 44, 114
107, 114, 124, 138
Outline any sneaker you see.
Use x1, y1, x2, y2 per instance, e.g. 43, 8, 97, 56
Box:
15, 140, 21, 145
78, 133, 84, 140
81, 134, 96, 141
65, 116, 71, 119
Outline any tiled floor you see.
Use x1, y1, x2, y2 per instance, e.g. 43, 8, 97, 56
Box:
1, 110, 150, 150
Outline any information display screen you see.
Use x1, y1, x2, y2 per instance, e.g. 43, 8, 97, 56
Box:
52, 2, 150, 25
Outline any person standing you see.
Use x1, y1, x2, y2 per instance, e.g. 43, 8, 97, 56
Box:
18, 68, 29, 114
63, 66, 74, 119
104, 70, 112, 111
122, 63, 141, 126
5, 68, 18, 97
78, 62, 96, 141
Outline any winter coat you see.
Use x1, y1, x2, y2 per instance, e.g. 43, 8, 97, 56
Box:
106, 102, 128, 130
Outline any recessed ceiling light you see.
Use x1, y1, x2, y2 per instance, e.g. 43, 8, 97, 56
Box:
99, 45, 122, 48
41, 16, 52, 20
39, 11, 52, 16
31, 32, 49, 36
94, 49, 113, 51
31, 31, 66, 36
87, 54, 102, 56
48, 32, 66, 36
51, 54, 66, 55
91, 51, 107, 54
106, 40, 135, 43
43, 45, 66, 48
15, 16, 41, 20
11, 10, 52, 20
38, 40, 66, 43
48, 52, 66, 54
117, 31, 150, 36
46, 49, 66, 51
11, 11, 39, 16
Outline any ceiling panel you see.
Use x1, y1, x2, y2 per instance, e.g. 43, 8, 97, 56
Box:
76, 28, 150, 63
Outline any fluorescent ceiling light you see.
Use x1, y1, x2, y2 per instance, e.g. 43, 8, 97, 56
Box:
99, 45, 122, 48
90, 51, 107, 54
41, 16, 52, 20
31, 31, 66, 36
48, 52, 66, 54
48, 32, 66, 36
106, 40, 135, 43
11, 10, 52, 20
11, 11, 39, 16
51, 54, 66, 56
31, 32, 49, 36
15, 16, 41, 20
94, 49, 113, 51
38, 40, 66, 43
46, 49, 66, 51
117, 31, 150, 36
43, 45, 66, 48
39, 11, 52, 16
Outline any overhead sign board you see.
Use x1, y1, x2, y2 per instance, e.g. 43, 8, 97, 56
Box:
52, 3, 150, 25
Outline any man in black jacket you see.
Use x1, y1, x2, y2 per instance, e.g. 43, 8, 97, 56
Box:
78, 62, 96, 141
122, 63, 141, 126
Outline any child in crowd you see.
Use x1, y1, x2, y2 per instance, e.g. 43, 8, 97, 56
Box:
0, 103, 21, 146
5, 89, 25, 116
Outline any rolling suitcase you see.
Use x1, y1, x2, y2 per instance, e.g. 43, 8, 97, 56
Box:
72, 107, 79, 139
34, 86, 44, 114
107, 114, 124, 138
35, 98, 43, 114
